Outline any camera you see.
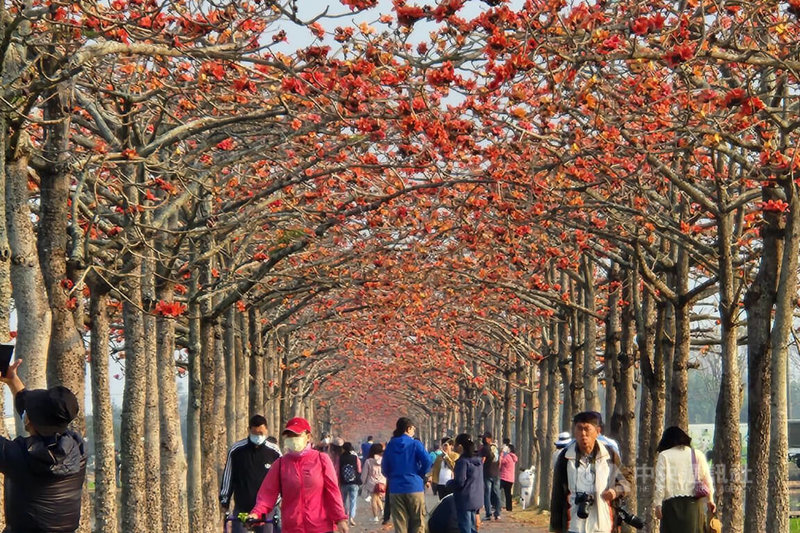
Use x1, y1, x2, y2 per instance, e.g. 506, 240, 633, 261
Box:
614, 502, 644, 529
575, 492, 595, 519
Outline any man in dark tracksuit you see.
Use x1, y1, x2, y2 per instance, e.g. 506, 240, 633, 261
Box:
220, 415, 282, 533
0, 359, 86, 533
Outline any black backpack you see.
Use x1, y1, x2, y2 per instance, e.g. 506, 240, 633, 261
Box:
340, 454, 361, 485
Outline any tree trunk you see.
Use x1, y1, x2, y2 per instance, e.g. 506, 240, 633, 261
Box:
0, 111, 11, 532
582, 257, 600, 412
225, 308, 238, 447
765, 178, 800, 533
236, 312, 249, 431
669, 245, 690, 430
605, 263, 621, 429
88, 280, 117, 533
186, 307, 203, 530
201, 319, 220, 533
157, 282, 188, 533
536, 347, 551, 509
613, 268, 637, 509
249, 308, 264, 419
713, 208, 743, 533
120, 260, 147, 532
743, 185, 781, 533
37, 81, 85, 406
142, 254, 162, 532
6, 140, 51, 391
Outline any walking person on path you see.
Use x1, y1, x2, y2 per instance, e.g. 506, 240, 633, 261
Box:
431, 437, 459, 500
339, 442, 362, 526
445, 433, 484, 533
220, 414, 282, 533
0, 359, 87, 533
361, 443, 387, 523
479, 432, 502, 521
249, 417, 349, 533
361, 436, 374, 461
499, 443, 518, 512
382, 417, 433, 532
550, 411, 630, 533
653, 426, 716, 533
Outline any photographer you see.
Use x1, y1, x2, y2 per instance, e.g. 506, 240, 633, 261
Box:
0, 359, 87, 533
550, 411, 629, 533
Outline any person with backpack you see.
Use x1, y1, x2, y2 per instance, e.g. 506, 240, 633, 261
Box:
339, 442, 362, 526
479, 432, 502, 521
0, 359, 87, 533
249, 417, 349, 533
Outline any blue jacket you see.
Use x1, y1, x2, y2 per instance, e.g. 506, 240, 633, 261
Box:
447, 455, 484, 512
381, 434, 432, 494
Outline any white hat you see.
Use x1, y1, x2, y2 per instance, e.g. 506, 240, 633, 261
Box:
555, 431, 572, 448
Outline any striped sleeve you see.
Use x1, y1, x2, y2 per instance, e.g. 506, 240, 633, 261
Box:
219, 439, 248, 505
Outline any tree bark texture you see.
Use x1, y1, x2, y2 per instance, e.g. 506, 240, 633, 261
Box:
88, 283, 117, 533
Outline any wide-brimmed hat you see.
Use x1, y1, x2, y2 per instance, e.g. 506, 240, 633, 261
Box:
282, 417, 312, 436
555, 431, 572, 448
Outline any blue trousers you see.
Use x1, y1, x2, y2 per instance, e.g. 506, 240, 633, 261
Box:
341, 483, 359, 518
457, 510, 478, 533
483, 476, 501, 518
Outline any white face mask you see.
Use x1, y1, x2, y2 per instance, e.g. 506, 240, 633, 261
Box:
249, 434, 267, 446
375, 455, 382, 465
284, 435, 308, 453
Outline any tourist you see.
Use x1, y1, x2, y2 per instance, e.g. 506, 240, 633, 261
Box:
654, 426, 716, 533
361, 435, 374, 461
499, 442, 518, 512
550, 411, 630, 533
552, 431, 572, 467
361, 442, 387, 523
0, 359, 86, 533
479, 431, 502, 521
432, 437, 459, 499
219, 414, 282, 533
339, 442, 362, 526
446, 433, 483, 533
249, 417, 349, 533
382, 417, 432, 532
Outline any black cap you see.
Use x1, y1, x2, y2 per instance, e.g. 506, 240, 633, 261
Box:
21, 386, 79, 436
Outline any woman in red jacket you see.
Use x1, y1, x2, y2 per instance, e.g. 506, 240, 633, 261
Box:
250, 417, 349, 533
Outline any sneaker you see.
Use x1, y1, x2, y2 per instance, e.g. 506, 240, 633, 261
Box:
373, 516, 380, 523
365, 495, 372, 502
349, 518, 356, 526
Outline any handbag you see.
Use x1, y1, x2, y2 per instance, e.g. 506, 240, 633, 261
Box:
706, 512, 722, 533
691, 448, 711, 499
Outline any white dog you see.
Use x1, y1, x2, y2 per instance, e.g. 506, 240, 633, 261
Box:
518, 466, 536, 510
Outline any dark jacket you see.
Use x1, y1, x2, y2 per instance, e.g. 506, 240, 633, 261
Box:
381, 434, 432, 494
428, 493, 459, 533
0, 392, 86, 533
480, 443, 501, 478
550, 441, 630, 533
447, 455, 483, 512
219, 438, 282, 512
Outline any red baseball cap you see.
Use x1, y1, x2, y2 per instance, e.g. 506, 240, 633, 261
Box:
282, 417, 312, 435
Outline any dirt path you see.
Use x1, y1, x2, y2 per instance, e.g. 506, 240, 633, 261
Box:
347, 493, 549, 533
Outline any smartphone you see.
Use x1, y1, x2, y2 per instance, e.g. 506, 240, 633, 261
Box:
0, 344, 14, 377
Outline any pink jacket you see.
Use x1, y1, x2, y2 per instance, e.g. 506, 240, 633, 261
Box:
251, 448, 347, 533
500, 452, 518, 483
